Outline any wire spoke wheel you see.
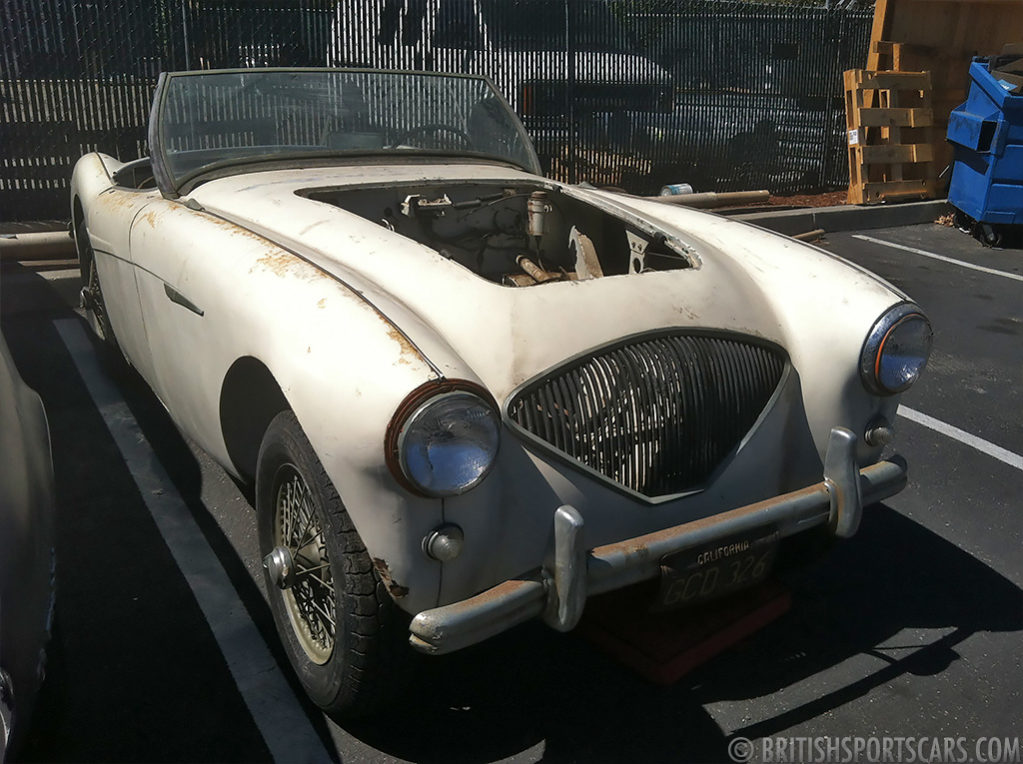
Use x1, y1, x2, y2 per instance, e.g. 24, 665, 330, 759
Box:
87, 257, 110, 340
257, 410, 410, 716
81, 239, 117, 351
274, 464, 336, 664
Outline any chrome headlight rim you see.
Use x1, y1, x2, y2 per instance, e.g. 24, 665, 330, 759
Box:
385, 380, 500, 498
860, 302, 933, 396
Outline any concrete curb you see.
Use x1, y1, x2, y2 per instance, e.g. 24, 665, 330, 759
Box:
728, 199, 951, 237
0, 231, 76, 262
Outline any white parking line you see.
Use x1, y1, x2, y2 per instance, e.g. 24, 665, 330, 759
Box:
898, 405, 1023, 472
853, 234, 1023, 283
54, 319, 333, 764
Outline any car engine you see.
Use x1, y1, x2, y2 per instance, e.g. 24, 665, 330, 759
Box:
304, 182, 694, 286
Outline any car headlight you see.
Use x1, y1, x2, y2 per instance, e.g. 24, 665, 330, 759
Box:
386, 381, 500, 497
860, 303, 933, 395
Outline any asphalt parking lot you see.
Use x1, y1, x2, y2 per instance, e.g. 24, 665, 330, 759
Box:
2, 220, 1021, 763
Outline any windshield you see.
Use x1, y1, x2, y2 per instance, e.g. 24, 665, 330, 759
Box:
150, 68, 539, 195
480, 0, 635, 54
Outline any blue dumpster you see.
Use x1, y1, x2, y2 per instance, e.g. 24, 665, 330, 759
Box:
947, 57, 1023, 245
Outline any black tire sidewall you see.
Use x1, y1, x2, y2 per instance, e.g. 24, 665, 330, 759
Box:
85, 245, 119, 352
256, 413, 348, 710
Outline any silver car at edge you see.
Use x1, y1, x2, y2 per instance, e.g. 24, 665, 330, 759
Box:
0, 331, 56, 760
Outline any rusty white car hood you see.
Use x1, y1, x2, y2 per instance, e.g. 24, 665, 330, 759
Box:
187, 163, 897, 398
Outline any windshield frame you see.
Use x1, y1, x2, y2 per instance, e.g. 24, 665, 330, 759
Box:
147, 67, 542, 198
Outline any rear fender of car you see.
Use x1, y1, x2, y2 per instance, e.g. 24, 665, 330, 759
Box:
72, 154, 164, 376
71, 153, 147, 261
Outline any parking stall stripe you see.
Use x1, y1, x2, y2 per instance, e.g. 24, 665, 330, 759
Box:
54, 319, 333, 764
899, 405, 1023, 472
853, 234, 1023, 283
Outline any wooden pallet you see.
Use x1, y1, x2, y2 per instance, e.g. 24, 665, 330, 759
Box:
844, 69, 937, 205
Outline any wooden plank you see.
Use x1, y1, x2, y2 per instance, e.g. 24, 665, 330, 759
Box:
867, 0, 893, 71
881, 0, 1023, 55
889, 86, 905, 181
848, 71, 932, 91
855, 107, 933, 128
858, 143, 934, 164
847, 168, 868, 204
949, 2, 970, 52
861, 179, 936, 204
873, 41, 970, 76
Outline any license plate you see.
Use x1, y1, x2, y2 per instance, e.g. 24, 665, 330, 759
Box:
653, 530, 779, 611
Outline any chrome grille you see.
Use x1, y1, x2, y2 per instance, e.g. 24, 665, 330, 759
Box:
507, 333, 786, 498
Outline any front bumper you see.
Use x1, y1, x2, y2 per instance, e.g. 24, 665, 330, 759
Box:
409, 427, 907, 655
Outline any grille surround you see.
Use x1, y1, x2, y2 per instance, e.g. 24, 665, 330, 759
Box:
505, 330, 788, 501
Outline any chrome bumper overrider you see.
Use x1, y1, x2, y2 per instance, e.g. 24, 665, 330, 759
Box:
409, 427, 908, 655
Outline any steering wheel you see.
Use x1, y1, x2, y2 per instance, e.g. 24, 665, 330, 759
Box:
393, 123, 472, 150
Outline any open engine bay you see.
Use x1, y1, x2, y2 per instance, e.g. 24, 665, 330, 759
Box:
304, 182, 695, 286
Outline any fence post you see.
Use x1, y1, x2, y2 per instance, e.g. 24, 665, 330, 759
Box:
565, 0, 577, 185
181, 0, 192, 69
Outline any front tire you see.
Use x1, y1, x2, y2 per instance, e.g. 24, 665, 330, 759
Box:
255, 411, 408, 718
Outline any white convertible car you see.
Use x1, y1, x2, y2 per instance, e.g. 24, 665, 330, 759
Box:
71, 68, 931, 716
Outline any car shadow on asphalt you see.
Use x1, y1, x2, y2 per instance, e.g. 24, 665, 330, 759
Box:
347, 505, 1023, 763
66, 324, 345, 761
1, 291, 340, 761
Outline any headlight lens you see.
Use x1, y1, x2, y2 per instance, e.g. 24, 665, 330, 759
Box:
389, 385, 500, 497
860, 304, 933, 395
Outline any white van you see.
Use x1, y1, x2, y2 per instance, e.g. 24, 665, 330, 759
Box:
329, 0, 673, 132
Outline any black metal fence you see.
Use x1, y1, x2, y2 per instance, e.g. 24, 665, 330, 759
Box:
0, 0, 873, 223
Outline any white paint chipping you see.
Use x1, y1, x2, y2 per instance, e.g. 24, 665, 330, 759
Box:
899, 405, 1023, 472
55, 318, 332, 764
853, 234, 1023, 283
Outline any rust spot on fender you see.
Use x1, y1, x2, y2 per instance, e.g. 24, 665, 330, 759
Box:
138, 210, 159, 229
97, 189, 139, 212
253, 251, 297, 277
202, 214, 286, 249
386, 325, 417, 366
249, 247, 335, 282
206, 209, 433, 372
372, 558, 409, 599
317, 298, 326, 309
676, 304, 699, 321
